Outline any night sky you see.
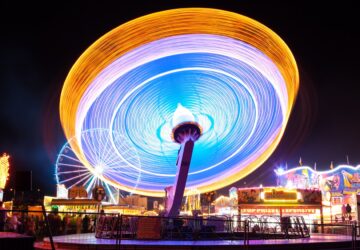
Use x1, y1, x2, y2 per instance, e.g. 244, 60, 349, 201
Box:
1, 1, 359, 196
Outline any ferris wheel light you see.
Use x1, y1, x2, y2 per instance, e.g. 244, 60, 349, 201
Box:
94, 164, 104, 176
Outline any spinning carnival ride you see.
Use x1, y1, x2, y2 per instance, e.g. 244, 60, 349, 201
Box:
58, 8, 299, 197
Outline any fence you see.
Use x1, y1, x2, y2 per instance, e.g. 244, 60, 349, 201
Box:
1, 208, 360, 250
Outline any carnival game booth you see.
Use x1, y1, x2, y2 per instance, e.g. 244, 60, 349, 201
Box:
276, 164, 360, 223
237, 187, 323, 236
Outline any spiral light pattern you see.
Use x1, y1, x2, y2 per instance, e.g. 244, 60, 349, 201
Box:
60, 8, 299, 197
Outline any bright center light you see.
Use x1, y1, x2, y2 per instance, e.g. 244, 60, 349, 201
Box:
94, 164, 104, 176
172, 103, 195, 128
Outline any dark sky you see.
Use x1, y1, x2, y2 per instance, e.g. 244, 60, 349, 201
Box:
0, 1, 359, 196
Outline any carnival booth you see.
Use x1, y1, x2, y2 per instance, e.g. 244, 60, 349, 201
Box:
46, 186, 146, 215
276, 164, 360, 223
237, 187, 323, 230
214, 195, 231, 215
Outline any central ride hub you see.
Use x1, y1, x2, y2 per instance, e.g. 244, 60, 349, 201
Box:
165, 105, 202, 217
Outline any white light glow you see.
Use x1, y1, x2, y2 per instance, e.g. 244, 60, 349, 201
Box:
172, 103, 195, 128
94, 164, 104, 176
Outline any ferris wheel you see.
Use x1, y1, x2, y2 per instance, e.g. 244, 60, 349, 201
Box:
55, 128, 141, 204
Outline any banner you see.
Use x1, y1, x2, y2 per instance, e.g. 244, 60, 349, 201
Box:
238, 189, 261, 203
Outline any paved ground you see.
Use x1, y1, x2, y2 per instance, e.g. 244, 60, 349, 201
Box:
0, 232, 35, 250
35, 233, 356, 249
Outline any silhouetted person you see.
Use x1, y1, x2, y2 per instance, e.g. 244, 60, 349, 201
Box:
9, 213, 20, 232
62, 214, 70, 235
0, 202, 6, 231
342, 204, 347, 218
48, 210, 61, 236
83, 215, 90, 233
346, 204, 351, 215
76, 215, 82, 234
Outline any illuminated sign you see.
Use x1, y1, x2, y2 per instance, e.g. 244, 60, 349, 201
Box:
282, 208, 316, 214
263, 189, 297, 202
277, 165, 360, 193
241, 207, 317, 215
242, 208, 280, 214
238, 189, 261, 203
68, 186, 88, 199
300, 189, 322, 204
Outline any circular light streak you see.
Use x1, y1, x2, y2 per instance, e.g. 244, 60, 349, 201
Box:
60, 8, 299, 197
55, 129, 141, 202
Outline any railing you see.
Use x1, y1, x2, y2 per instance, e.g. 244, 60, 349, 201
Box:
1, 209, 360, 250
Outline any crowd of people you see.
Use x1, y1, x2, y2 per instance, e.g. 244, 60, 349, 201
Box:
47, 210, 97, 236
0, 202, 98, 240
0, 202, 42, 237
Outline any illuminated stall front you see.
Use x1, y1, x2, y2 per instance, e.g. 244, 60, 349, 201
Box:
276, 164, 360, 223
45, 186, 145, 215
46, 196, 144, 215
214, 195, 231, 215
237, 187, 323, 226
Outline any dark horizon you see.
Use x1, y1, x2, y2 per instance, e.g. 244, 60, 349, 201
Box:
1, 1, 359, 196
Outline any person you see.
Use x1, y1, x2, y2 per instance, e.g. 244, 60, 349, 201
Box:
62, 213, 70, 235
342, 204, 347, 217
89, 216, 95, 232
95, 211, 106, 238
25, 216, 35, 236
36, 217, 45, 240
82, 215, 90, 233
96, 209, 105, 228
0, 202, 7, 231
346, 203, 352, 215
76, 214, 82, 234
48, 209, 62, 235
9, 213, 21, 232
252, 224, 260, 233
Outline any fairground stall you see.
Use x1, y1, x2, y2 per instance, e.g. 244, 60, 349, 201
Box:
237, 187, 323, 229
44, 185, 146, 215
276, 164, 360, 223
